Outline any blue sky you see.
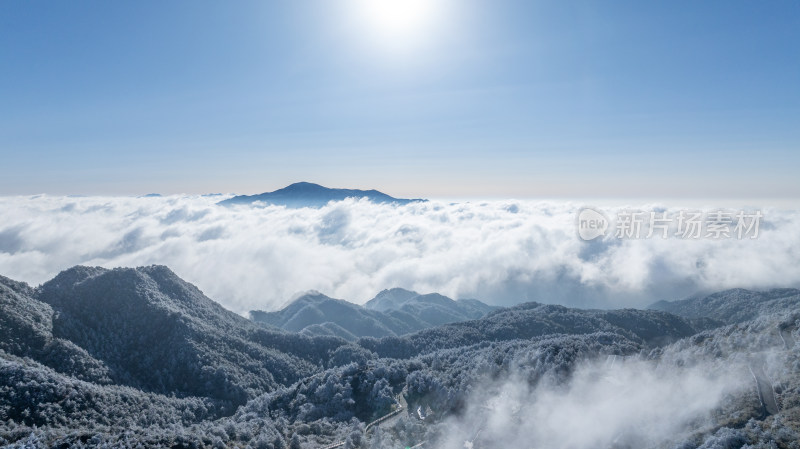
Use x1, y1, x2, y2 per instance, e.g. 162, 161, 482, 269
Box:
1, 0, 798, 198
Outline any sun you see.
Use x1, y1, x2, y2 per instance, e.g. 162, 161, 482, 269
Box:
358, 0, 436, 37
347, 0, 448, 54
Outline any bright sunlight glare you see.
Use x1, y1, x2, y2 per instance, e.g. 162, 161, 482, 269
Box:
347, 0, 449, 54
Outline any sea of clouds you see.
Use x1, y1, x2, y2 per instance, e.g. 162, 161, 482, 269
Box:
0, 195, 798, 314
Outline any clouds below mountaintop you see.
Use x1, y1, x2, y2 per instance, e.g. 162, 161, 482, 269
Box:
0, 195, 798, 314
438, 355, 748, 449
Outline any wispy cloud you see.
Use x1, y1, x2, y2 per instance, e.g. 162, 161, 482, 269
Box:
0, 195, 798, 314
436, 355, 748, 449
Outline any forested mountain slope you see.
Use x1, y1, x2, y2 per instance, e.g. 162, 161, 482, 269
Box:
0, 275, 112, 384
650, 288, 800, 324
33, 266, 350, 405
358, 302, 707, 358
2, 266, 798, 449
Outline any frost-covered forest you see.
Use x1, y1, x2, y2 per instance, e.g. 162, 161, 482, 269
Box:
1, 266, 798, 448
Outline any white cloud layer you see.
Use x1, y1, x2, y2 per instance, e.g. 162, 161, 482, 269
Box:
0, 195, 798, 314
437, 356, 749, 449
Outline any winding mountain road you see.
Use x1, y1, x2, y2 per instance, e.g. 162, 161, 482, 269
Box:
745, 324, 798, 417
749, 362, 780, 416
320, 387, 416, 449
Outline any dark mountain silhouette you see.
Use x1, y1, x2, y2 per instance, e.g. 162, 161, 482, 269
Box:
218, 182, 425, 207
249, 289, 498, 340
649, 288, 800, 324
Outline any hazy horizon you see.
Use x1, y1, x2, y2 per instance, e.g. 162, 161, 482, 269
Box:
3, 184, 799, 209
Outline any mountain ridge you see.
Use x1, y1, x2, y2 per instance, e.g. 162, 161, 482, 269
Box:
30, 265, 351, 406
648, 287, 800, 324
249, 288, 499, 340
218, 181, 425, 208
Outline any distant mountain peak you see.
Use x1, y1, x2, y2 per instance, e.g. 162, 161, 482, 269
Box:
278, 182, 329, 192
250, 287, 498, 341
377, 287, 418, 295
218, 182, 425, 208
365, 288, 420, 312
